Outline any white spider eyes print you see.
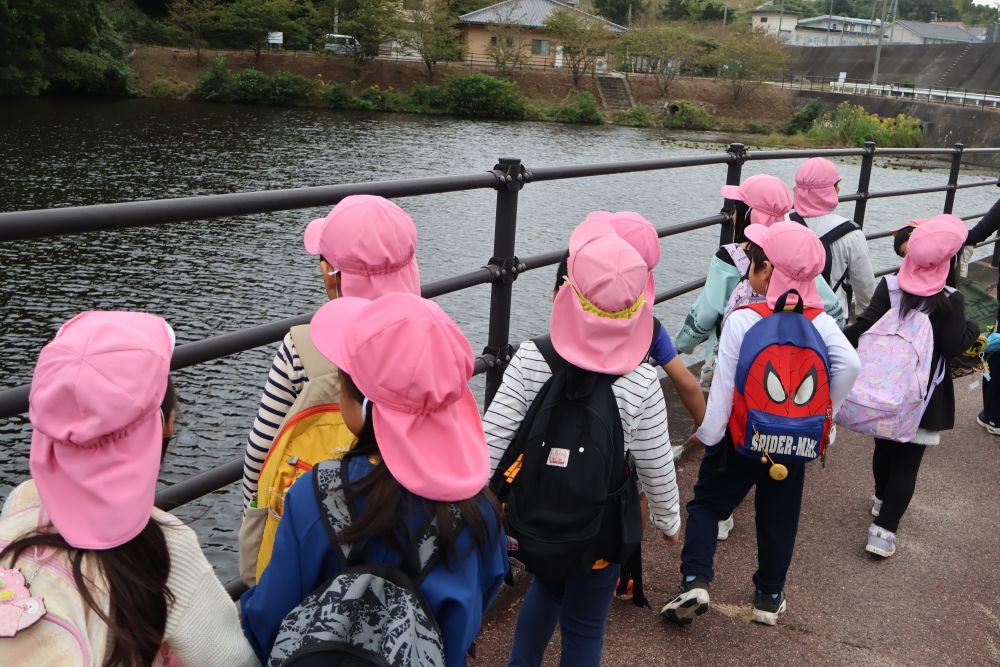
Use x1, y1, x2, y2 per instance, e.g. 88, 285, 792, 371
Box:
793, 368, 818, 406
765, 362, 786, 403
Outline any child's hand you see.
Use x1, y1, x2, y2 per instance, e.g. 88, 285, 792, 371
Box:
689, 433, 704, 447
661, 531, 680, 545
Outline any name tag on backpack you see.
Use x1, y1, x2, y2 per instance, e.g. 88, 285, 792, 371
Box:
546, 448, 570, 468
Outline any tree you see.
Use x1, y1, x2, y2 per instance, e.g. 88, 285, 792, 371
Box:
621, 24, 712, 98
486, 3, 529, 76
212, 0, 297, 64
401, 0, 462, 81
542, 10, 614, 87
592, 0, 646, 27
710, 26, 788, 101
167, 0, 220, 60
657, 0, 726, 21
339, 0, 402, 67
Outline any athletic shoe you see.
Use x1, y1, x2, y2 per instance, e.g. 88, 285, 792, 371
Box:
615, 577, 634, 601
752, 589, 787, 626
976, 411, 1000, 436
717, 515, 735, 541
871, 495, 882, 518
660, 577, 710, 625
866, 523, 896, 558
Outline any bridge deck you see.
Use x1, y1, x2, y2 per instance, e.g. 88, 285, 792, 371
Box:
472, 345, 1000, 666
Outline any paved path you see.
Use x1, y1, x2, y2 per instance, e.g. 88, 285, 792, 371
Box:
472, 374, 1000, 666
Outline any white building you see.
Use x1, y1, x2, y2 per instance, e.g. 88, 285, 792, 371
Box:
750, 5, 799, 42
887, 20, 978, 44
791, 15, 884, 46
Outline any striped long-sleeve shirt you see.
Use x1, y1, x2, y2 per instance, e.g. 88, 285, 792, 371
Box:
242, 332, 307, 507
482, 340, 681, 537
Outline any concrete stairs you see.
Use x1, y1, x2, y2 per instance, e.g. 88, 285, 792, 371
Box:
935, 43, 974, 88
595, 74, 635, 110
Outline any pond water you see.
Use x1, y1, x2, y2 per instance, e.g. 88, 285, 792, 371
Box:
1, 98, 997, 573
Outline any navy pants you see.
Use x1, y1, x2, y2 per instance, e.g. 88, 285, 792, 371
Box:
507, 563, 620, 667
680, 439, 805, 595
982, 350, 1000, 423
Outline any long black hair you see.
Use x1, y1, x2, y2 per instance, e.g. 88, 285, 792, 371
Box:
336, 371, 501, 562
899, 289, 952, 321
554, 250, 571, 295
728, 201, 753, 243
0, 378, 178, 667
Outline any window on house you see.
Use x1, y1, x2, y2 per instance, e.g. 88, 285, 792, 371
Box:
490, 36, 515, 47
760, 16, 768, 22
531, 39, 550, 55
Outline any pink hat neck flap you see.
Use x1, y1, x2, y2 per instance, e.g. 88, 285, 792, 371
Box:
28, 311, 174, 550
744, 221, 826, 310
898, 214, 968, 296
793, 157, 842, 218
309, 293, 489, 502
720, 174, 794, 227
303, 194, 421, 299
550, 234, 653, 375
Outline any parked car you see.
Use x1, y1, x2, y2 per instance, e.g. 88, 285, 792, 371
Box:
324, 34, 360, 56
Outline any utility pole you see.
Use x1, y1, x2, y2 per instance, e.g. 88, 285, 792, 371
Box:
723, 1, 728, 27
827, 0, 834, 46
627, 2, 632, 28
777, 0, 786, 41
871, 0, 890, 84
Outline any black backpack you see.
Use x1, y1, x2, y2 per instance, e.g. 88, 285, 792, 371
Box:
489, 336, 643, 581
268, 458, 454, 667
790, 212, 860, 296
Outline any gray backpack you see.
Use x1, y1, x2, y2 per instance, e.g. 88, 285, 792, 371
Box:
268, 458, 456, 667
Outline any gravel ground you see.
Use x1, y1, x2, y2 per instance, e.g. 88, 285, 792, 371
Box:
472, 361, 1000, 666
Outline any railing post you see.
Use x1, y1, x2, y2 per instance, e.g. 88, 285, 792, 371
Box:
484, 158, 526, 408
720, 143, 746, 246
943, 143, 964, 214
853, 141, 876, 228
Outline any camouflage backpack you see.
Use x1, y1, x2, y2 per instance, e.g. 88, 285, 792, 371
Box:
268, 458, 457, 667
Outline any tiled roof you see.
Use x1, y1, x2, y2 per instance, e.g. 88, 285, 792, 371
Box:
894, 20, 978, 42
458, 0, 627, 32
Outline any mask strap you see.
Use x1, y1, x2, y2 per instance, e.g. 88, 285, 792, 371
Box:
362, 397, 371, 421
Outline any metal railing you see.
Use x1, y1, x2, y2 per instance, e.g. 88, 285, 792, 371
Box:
778, 75, 1000, 110
2, 142, 999, 598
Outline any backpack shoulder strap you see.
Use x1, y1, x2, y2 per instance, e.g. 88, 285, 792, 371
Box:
820, 220, 860, 245
884, 275, 902, 309
413, 505, 464, 584
789, 211, 807, 225
313, 458, 354, 563
290, 324, 338, 378
533, 335, 565, 373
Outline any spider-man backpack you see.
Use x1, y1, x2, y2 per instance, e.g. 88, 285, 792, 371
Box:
729, 290, 833, 465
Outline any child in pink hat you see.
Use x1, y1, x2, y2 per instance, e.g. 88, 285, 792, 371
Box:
0, 311, 257, 666
240, 195, 421, 513
663, 222, 860, 627
485, 233, 680, 666
844, 214, 978, 558
791, 157, 876, 318
241, 293, 507, 665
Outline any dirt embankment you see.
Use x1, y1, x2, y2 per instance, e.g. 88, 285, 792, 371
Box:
129, 45, 793, 126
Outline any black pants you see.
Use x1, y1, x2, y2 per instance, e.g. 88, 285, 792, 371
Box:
982, 350, 1000, 423
680, 438, 805, 596
872, 438, 927, 533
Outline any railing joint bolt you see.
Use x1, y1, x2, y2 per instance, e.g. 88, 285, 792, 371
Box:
492, 159, 527, 193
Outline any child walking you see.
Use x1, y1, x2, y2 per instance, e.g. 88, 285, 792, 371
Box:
0, 311, 258, 666
241, 293, 507, 666
843, 214, 978, 557
485, 229, 680, 666
662, 222, 860, 627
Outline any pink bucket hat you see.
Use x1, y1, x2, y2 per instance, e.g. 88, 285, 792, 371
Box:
310, 293, 489, 502
550, 234, 653, 375
569, 211, 661, 301
720, 174, 794, 227
304, 195, 421, 299
28, 311, 175, 550
898, 214, 967, 296
744, 221, 826, 310
793, 158, 842, 218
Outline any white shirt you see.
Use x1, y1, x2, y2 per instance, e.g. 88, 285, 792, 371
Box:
801, 213, 877, 315
482, 340, 681, 537
695, 309, 861, 446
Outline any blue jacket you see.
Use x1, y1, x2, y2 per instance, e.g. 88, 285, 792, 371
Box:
240, 457, 508, 665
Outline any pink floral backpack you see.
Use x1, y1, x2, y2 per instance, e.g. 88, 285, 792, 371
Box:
835, 276, 950, 442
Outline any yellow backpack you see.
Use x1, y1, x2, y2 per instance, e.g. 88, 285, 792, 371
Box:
238, 324, 356, 585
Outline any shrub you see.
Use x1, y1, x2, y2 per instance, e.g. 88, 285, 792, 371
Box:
442, 72, 527, 120
323, 83, 355, 109
614, 104, 654, 128
784, 99, 821, 135
148, 78, 190, 99
806, 102, 923, 148
354, 84, 407, 112
232, 69, 271, 104
747, 120, 774, 135
545, 92, 604, 125
409, 82, 447, 111
662, 99, 715, 130
268, 71, 318, 105
193, 56, 234, 102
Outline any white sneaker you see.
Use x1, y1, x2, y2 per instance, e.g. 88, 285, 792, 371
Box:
865, 523, 896, 558
871, 496, 882, 518
717, 515, 735, 541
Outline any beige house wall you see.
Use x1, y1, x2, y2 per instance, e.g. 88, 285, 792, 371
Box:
462, 25, 557, 66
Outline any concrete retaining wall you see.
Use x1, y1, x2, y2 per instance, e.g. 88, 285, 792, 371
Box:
792, 89, 1000, 168
788, 43, 1000, 90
